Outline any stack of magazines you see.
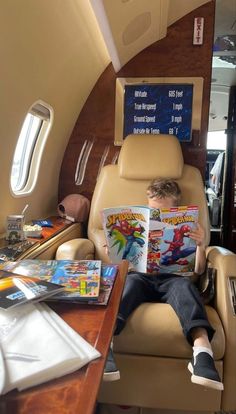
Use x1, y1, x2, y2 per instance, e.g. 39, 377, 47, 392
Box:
0, 259, 119, 308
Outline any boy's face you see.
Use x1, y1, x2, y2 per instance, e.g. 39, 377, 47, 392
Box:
148, 196, 177, 209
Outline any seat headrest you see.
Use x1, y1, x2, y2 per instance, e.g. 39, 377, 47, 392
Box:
118, 134, 184, 180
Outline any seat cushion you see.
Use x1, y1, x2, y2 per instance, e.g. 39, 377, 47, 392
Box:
113, 303, 225, 360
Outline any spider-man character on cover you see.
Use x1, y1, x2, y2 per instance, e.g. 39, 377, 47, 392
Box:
160, 224, 196, 266
109, 219, 145, 260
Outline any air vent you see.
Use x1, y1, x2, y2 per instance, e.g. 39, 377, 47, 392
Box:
74, 140, 94, 186
228, 276, 236, 315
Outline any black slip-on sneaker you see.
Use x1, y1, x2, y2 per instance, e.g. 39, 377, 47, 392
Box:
188, 352, 223, 391
103, 346, 120, 382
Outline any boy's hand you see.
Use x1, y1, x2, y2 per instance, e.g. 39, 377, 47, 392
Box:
104, 244, 109, 256
189, 223, 205, 247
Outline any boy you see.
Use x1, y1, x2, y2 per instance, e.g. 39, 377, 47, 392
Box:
103, 178, 223, 391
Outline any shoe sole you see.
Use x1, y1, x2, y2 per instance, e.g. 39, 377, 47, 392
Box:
103, 371, 120, 382
188, 363, 224, 391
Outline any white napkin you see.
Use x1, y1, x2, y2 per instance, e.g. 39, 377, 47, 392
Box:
0, 302, 100, 394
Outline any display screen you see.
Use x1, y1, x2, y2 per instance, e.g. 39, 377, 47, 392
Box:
123, 83, 193, 142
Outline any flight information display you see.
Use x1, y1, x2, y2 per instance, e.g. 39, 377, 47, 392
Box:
123, 83, 193, 142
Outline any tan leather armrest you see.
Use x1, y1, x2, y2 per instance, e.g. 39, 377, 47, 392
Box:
206, 245, 236, 266
55, 238, 95, 260
206, 246, 236, 409
206, 246, 236, 315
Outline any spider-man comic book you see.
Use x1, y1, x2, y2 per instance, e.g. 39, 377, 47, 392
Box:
102, 205, 198, 275
102, 206, 150, 272
148, 205, 199, 275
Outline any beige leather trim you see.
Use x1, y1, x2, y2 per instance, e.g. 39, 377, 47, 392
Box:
56, 238, 95, 260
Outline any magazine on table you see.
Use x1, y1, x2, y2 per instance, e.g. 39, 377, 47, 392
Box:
0, 270, 64, 310
0, 259, 102, 302
86, 263, 119, 305
102, 205, 199, 276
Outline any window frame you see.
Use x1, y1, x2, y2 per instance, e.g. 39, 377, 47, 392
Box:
10, 100, 53, 197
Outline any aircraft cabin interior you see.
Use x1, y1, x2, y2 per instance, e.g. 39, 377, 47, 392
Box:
0, 0, 236, 413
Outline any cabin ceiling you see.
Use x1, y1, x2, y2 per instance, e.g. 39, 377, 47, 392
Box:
89, 0, 211, 71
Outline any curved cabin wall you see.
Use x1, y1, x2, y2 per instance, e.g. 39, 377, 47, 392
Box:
59, 1, 215, 203
0, 1, 109, 235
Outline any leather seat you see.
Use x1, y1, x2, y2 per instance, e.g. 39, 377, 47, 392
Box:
56, 134, 236, 412
114, 304, 224, 360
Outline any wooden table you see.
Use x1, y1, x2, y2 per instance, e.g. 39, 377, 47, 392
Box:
0, 261, 128, 414
0, 216, 77, 261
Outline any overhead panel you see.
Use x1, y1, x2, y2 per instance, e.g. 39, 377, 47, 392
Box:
90, 0, 214, 72
101, 0, 169, 68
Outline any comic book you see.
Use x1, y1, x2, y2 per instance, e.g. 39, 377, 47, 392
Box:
147, 205, 199, 276
0, 270, 64, 310
87, 264, 119, 305
102, 206, 149, 273
0, 259, 101, 301
102, 205, 199, 275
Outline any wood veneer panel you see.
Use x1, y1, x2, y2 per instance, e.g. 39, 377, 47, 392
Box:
58, 1, 215, 202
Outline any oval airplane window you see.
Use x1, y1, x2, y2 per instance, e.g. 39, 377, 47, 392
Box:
10, 101, 53, 196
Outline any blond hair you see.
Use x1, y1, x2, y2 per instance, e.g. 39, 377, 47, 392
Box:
146, 178, 181, 205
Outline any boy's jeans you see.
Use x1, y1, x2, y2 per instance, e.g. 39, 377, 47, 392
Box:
114, 272, 215, 345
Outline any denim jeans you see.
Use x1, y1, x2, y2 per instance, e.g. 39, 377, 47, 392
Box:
114, 271, 215, 345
